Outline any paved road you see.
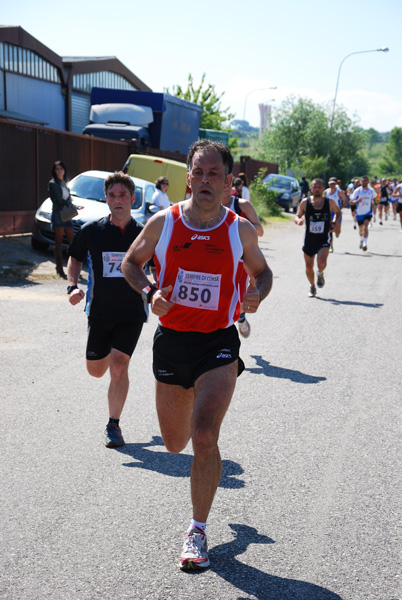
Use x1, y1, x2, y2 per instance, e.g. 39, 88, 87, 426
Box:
1, 212, 401, 600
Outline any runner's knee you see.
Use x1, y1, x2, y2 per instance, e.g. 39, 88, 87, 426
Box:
109, 353, 130, 380
192, 424, 219, 455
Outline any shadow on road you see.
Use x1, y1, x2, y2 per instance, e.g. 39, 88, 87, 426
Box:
116, 435, 245, 489
245, 356, 326, 384
188, 524, 343, 599
342, 252, 371, 258
315, 298, 383, 308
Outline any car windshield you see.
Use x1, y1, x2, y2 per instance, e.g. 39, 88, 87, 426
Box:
69, 175, 142, 208
264, 176, 292, 191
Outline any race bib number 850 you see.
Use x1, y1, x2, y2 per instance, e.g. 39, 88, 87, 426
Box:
102, 252, 125, 277
171, 268, 221, 310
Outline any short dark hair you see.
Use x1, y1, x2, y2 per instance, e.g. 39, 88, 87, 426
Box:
52, 160, 67, 180
233, 177, 243, 187
155, 176, 169, 190
187, 139, 233, 175
104, 172, 135, 196
311, 178, 325, 186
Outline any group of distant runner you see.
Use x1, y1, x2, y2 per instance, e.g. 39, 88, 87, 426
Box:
295, 174, 402, 297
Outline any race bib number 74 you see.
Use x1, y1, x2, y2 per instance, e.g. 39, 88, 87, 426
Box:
171, 268, 221, 310
102, 252, 125, 277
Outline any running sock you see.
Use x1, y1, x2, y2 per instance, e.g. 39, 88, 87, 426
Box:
108, 418, 120, 426
188, 519, 207, 532
238, 313, 246, 323
363, 237, 368, 244
317, 271, 323, 276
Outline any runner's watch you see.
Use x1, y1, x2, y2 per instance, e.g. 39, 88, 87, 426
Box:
141, 284, 157, 304
67, 285, 78, 295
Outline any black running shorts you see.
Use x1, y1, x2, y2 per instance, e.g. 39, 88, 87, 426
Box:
302, 236, 330, 257
153, 325, 245, 389
86, 317, 143, 360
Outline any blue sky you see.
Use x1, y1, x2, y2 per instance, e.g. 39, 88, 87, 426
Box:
3, 0, 401, 132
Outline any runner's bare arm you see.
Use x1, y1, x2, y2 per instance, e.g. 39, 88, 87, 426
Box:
329, 200, 341, 228
340, 190, 348, 207
67, 257, 85, 305
295, 198, 307, 225
239, 219, 272, 309
238, 199, 264, 236
122, 212, 165, 293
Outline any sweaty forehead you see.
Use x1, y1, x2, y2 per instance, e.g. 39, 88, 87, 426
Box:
191, 150, 225, 169
107, 183, 130, 194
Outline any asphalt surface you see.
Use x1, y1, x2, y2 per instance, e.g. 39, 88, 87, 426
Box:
1, 211, 401, 600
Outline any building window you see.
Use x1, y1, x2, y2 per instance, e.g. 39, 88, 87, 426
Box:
0, 41, 60, 83
72, 70, 136, 94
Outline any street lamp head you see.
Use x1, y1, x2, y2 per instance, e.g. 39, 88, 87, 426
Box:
378, 47, 389, 52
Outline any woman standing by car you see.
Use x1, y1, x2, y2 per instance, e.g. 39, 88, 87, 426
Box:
151, 176, 171, 209
49, 161, 75, 279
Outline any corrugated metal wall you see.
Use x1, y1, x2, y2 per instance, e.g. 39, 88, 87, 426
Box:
0, 118, 131, 234
71, 91, 90, 134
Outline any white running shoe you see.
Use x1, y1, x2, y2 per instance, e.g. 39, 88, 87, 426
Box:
180, 527, 210, 570
238, 317, 251, 338
369, 222, 372, 228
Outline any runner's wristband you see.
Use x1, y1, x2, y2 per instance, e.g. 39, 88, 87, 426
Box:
141, 284, 157, 304
67, 285, 78, 295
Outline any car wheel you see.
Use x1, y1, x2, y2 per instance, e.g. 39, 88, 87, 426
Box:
31, 237, 49, 251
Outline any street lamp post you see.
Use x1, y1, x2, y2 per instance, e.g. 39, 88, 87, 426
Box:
243, 87, 277, 122
324, 47, 389, 182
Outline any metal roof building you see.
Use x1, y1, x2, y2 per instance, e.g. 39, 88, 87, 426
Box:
0, 25, 152, 133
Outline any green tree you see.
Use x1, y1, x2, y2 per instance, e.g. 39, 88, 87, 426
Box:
168, 73, 234, 130
379, 127, 402, 175
366, 127, 381, 150
249, 169, 283, 221
256, 96, 366, 184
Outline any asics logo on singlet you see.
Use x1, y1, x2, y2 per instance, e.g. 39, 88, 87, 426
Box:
216, 352, 232, 359
191, 234, 210, 241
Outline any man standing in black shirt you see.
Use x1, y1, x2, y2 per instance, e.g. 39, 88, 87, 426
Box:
67, 173, 147, 448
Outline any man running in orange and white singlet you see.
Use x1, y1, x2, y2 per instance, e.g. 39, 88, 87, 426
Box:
122, 140, 273, 571
370, 176, 380, 226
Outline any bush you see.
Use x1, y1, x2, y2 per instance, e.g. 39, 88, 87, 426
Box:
249, 170, 283, 222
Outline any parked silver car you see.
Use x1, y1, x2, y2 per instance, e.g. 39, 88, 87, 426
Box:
31, 170, 158, 250
263, 173, 301, 212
